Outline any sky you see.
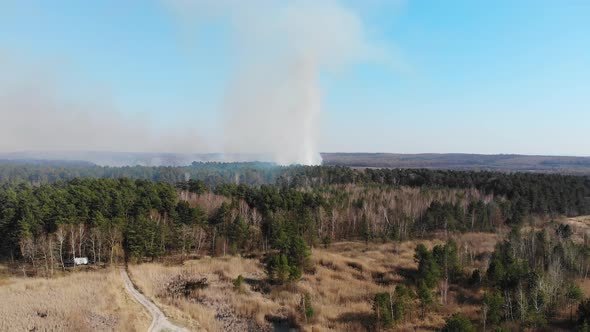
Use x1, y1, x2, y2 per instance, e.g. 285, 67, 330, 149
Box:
1, 0, 589, 158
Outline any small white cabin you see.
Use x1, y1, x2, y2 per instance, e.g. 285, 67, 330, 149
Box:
73, 257, 89, 265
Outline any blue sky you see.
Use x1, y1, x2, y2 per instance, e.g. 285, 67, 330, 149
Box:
1, 0, 589, 156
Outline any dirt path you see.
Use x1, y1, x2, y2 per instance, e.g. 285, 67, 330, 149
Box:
120, 268, 193, 332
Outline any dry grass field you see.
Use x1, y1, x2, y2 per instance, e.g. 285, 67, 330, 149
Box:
129, 256, 274, 332
0, 268, 150, 332
129, 233, 500, 332
560, 215, 590, 244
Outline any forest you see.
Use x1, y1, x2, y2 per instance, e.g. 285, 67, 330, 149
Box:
1, 163, 590, 330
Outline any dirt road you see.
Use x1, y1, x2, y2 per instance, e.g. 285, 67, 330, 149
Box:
120, 268, 193, 332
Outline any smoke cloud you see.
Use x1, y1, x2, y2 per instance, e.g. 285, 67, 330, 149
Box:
166, 0, 391, 165
0, 53, 208, 155
0, 1, 394, 166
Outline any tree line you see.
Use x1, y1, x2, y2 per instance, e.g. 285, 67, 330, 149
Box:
0, 162, 287, 186
0, 166, 589, 279
2, 164, 590, 330
1, 162, 589, 220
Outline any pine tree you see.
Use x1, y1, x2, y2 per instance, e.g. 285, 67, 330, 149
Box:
442, 313, 475, 332
418, 281, 433, 318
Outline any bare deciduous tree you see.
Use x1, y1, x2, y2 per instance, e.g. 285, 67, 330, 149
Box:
19, 236, 36, 270
55, 225, 66, 270
77, 223, 86, 258
108, 224, 122, 264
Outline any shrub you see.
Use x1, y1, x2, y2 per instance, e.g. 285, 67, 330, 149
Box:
392, 285, 411, 323
373, 286, 412, 328
579, 298, 590, 324
233, 274, 244, 291
322, 235, 331, 248
442, 313, 475, 332
417, 281, 433, 318
301, 293, 314, 322
265, 234, 311, 284
373, 292, 393, 328
469, 269, 481, 285
482, 291, 503, 327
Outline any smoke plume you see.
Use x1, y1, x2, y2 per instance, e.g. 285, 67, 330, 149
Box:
0, 1, 393, 166
0, 53, 207, 155
166, 0, 389, 165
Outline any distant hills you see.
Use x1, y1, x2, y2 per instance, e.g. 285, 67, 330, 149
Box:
321, 153, 590, 175
0, 151, 274, 167
1, 151, 590, 175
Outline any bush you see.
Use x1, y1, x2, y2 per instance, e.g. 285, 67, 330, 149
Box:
442, 313, 475, 332
266, 254, 290, 284
265, 234, 311, 284
392, 285, 411, 323
482, 291, 503, 327
233, 274, 244, 291
322, 235, 331, 248
163, 273, 208, 298
579, 299, 590, 324
301, 293, 314, 321
373, 286, 412, 328
417, 281, 433, 318
373, 293, 393, 328
469, 269, 481, 285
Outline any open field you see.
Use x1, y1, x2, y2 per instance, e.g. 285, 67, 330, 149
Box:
129, 233, 500, 332
560, 215, 590, 244
3, 152, 590, 174
322, 153, 590, 174
0, 268, 149, 332
1, 229, 585, 331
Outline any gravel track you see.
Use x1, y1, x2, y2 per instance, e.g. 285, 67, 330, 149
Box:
120, 268, 193, 332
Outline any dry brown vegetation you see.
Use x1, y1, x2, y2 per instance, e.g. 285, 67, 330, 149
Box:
567, 217, 590, 298
179, 185, 496, 247
0, 267, 149, 332
130, 232, 500, 332
560, 215, 590, 245
129, 256, 274, 332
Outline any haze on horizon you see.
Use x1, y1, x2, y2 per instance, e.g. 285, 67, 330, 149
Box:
1, 0, 589, 164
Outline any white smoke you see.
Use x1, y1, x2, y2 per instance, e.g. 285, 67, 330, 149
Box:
166, 0, 391, 165
0, 1, 396, 166
0, 53, 208, 155
221, 56, 322, 165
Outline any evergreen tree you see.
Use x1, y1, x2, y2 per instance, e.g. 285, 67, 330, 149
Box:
442, 313, 475, 332
482, 291, 503, 328
373, 292, 393, 328
361, 214, 371, 244
567, 284, 584, 322
417, 281, 433, 318
415, 243, 442, 289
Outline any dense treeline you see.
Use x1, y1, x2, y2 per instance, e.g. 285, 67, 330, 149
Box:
0, 162, 286, 186
2, 164, 590, 330
2, 162, 589, 220
0, 165, 589, 278
0, 179, 179, 265
0, 178, 323, 270
480, 225, 590, 330
281, 167, 590, 216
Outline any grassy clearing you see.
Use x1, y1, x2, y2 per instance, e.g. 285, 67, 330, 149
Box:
130, 233, 500, 331
561, 215, 590, 244
0, 268, 150, 332
129, 256, 273, 331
